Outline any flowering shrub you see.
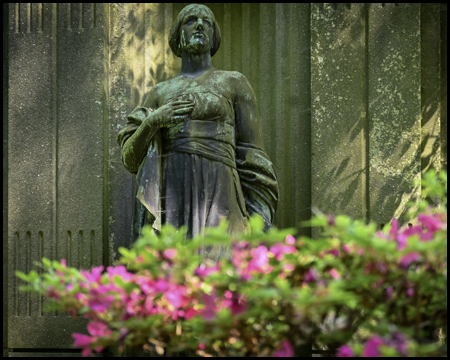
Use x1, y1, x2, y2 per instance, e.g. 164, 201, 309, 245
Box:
17, 170, 447, 356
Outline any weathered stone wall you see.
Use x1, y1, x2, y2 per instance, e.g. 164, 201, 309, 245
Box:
6, 3, 106, 354
4, 3, 446, 356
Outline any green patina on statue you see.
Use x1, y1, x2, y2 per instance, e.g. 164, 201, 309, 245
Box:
117, 4, 278, 260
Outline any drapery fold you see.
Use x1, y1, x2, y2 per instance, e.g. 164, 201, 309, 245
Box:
118, 103, 278, 242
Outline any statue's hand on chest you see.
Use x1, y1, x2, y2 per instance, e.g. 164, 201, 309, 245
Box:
147, 99, 195, 129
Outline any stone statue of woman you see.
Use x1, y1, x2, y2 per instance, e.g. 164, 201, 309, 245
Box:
117, 4, 278, 260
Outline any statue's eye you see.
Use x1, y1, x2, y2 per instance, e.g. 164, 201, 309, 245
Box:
204, 19, 211, 26
185, 16, 196, 24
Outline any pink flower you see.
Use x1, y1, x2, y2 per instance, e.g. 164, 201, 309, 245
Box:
270, 244, 296, 261
46, 286, 60, 299
107, 265, 134, 282
385, 286, 394, 300
399, 252, 419, 269
397, 226, 422, 250
135, 277, 155, 294
87, 321, 111, 337
337, 345, 354, 357
195, 263, 220, 278
185, 307, 200, 320
327, 215, 336, 226
286, 235, 296, 245
202, 293, 217, 320
390, 332, 409, 356
88, 294, 115, 312
418, 214, 446, 232
60, 259, 67, 267
247, 246, 271, 274
406, 288, 414, 297
163, 248, 177, 259
372, 279, 384, 289
273, 340, 294, 357
329, 269, 341, 279
304, 269, 318, 283
342, 245, 351, 254
81, 347, 93, 357
389, 218, 399, 240
376, 262, 388, 274
154, 278, 169, 293
326, 249, 340, 257
165, 287, 186, 309
81, 266, 104, 284
282, 264, 295, 273
362, 336, 384, 357
72, 333, 94, 347
222, 291, 247, 315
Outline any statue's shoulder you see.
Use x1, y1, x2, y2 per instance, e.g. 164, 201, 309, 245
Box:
213, 70, 254, 98
212, 69, 248, 82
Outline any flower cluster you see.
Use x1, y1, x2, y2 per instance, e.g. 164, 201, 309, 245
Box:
16, 170, 447, 357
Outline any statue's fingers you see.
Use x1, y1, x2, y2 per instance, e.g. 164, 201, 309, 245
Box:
170, 100, 194, 106
174, 107, 193, 114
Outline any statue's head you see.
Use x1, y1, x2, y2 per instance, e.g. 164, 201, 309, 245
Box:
169, 4, 221, 58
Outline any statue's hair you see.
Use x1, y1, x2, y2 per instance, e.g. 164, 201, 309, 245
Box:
168, 4, 221, 58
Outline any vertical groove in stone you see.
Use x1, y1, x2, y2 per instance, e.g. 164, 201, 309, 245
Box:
67, 230, 72, 266
362, 4, 370, 222
222, 3, 231, 71
14, 232, 19, 316
79, 3, 83, 29
259, 4, 276, 182
27, 3, 31, 33
31, 3, 38, 32
93, 3, 96, 28
19, 3, 27, 34
275, 3, 290, 228
26, 231, 31, 317
78, 230, 83, 269
288, 3, 311, 232
52, 3, 58, 264
209, 3, 224, 71
241, 3, 250, 78
15, 3, 19, 33
38, 3, 43, 32
67, 3, 71, 30
90, 230, 95, 268
39, 231, 44, 316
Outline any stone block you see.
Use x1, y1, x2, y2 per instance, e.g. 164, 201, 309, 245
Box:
368, 3, 421, 226
311, 4, 367, 226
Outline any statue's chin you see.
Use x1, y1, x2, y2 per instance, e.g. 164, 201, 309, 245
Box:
183, 42, 210, 56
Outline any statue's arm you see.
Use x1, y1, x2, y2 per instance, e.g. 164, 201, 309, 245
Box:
119, 86, 194, 173
233, 73, 264, 149
233, 72, 278, 229
119, 88, 160, 174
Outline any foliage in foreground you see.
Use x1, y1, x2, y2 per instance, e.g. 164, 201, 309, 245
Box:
17, 170, 447, 356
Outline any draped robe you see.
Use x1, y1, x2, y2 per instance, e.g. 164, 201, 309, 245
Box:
117, 69, 278, 260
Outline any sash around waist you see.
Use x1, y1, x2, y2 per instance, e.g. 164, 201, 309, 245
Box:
163, 120, 236, 168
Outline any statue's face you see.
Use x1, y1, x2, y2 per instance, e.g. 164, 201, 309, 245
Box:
179, 6, 214, 55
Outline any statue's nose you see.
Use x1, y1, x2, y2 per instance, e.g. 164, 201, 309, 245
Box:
195, 18, 204, 29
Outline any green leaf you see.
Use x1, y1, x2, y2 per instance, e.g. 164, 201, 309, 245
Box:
335, 215, 351, 228
15, 271, 30, 283
248, 214, 265, 233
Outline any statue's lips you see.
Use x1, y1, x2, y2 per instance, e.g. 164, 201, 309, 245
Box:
194, 32, 205, 38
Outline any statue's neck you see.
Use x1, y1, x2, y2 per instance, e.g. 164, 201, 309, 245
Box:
180, 51, 213, 78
